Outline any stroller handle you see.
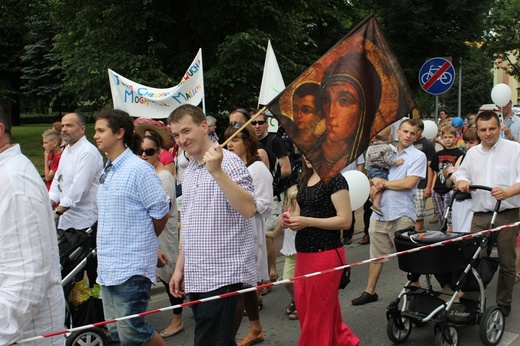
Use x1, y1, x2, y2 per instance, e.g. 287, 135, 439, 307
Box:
448, 185, 502, 230
467, 185, 502, 215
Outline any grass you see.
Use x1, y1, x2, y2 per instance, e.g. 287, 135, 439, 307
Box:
11, 124, 97, 175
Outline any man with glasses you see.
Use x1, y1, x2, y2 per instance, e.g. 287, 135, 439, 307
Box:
49, 112, 103, 232
229, 108, 270, 169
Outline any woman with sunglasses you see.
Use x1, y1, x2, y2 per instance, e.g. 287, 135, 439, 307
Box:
140, 135, 185, 338
281, 156, 359, 346
225, 124, 273, 346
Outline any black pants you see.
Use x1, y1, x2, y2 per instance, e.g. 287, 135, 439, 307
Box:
190, 283, 242, 346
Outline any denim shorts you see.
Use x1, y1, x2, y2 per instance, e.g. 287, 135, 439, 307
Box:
367, 166, 389, 180
101, 275, 154, 346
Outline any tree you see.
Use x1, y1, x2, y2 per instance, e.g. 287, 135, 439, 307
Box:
351, 0, 494, 91
0, 0, 30, 124
50, 0, 177, 111
483, 0, 520, 80
20, 0, 63, 113
48, 0, 358, 114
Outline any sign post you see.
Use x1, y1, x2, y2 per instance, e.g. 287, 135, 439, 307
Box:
419, 57, 455, 123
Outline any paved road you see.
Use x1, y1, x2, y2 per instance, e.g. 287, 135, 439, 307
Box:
73, 204, 516, 345
144, 210, 520, 345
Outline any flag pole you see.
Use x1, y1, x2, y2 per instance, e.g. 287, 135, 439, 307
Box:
200, 48, 206, 114
221, 107, 266, 147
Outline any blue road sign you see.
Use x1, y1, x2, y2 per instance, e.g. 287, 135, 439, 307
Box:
419, 57, 455, 95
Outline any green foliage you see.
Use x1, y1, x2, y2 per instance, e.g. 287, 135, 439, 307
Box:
0, 0, 499, 119
483, 0, 520, 79
0, 0, 30, 110
20, 0, 63, 112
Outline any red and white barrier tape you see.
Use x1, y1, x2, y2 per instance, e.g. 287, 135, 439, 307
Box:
14, 220, 520, 344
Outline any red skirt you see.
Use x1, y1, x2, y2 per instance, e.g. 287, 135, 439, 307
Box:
295, 248, 360, 346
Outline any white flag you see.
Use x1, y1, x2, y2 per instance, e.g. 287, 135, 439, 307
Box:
258, 40, 285, 106
108, 49, 204, 119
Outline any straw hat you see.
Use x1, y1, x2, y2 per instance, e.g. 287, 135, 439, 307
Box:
133, 118, 174, 149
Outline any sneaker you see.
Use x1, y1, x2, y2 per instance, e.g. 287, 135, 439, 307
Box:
343, 237, 352, 245
358, 235, 370, 245
498, 304, 511, 317
370, 205, 384, 216
351, 291, 378, 305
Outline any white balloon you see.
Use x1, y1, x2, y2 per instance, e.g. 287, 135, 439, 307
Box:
422, 120, 438, 140
491, 83, 512, 107
341, 170, 370, 210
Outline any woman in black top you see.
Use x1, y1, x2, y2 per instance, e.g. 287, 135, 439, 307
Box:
282, 156, 360, 346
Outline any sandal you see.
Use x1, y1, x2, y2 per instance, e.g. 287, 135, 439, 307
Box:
289, 310, 298, 320
259, 281, 272, 295
237, 328, 264, 346
285, 299, 296, 315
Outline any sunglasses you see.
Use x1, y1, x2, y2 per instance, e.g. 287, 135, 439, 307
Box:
140, 148, 158, 156
229, 122, 243, 129
251, 120, 266, 126
99, 163, 113, 184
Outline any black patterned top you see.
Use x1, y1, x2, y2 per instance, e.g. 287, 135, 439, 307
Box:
295, 174, 349, 253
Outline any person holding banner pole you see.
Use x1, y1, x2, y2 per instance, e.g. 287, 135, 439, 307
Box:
168, 105, 257, 346
282, 156, 359, 346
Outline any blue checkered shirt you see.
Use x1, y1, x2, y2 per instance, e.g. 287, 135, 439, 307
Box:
97, 148, 170, 286
181, 150, 257, 293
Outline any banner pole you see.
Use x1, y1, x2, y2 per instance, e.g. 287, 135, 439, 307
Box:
221, 107, 266, 147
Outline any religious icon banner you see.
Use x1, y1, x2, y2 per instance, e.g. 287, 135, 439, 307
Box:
268, 15, 415, 182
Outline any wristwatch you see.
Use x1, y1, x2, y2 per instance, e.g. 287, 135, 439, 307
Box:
55, 210, 63, 216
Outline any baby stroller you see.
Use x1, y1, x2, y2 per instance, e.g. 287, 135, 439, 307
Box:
59, 223, 108, 346
386, 186, 504, 346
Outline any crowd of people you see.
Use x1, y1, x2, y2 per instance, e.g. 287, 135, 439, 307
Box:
1, 98, 520, 346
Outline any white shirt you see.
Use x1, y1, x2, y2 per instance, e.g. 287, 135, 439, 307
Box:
0, 145, 65, 345
374, 145, 426, 221
455, 138, 520, 212
49, 136, 103, 230
248, 161, 273, 281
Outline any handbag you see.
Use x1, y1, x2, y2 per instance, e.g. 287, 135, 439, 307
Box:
335, 248, 351, 289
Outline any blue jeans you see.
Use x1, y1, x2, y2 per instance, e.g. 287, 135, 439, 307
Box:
189, 283, 242, 346
101, 275, 154, 346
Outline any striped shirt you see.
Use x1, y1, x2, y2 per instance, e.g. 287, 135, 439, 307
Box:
97, 148, 170, 286
181, 149, 256, 292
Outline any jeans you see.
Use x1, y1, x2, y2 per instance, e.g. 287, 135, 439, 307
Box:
189, 283, 242, 346
101, 275, 154, 346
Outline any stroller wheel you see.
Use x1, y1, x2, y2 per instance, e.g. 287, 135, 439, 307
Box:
386, 316, 412, 344
479, 306, 505, 346
434, 326, 458, 346
66, 327, 108, 346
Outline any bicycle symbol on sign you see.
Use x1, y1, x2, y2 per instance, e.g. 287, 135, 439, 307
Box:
420, 65, 453, 85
